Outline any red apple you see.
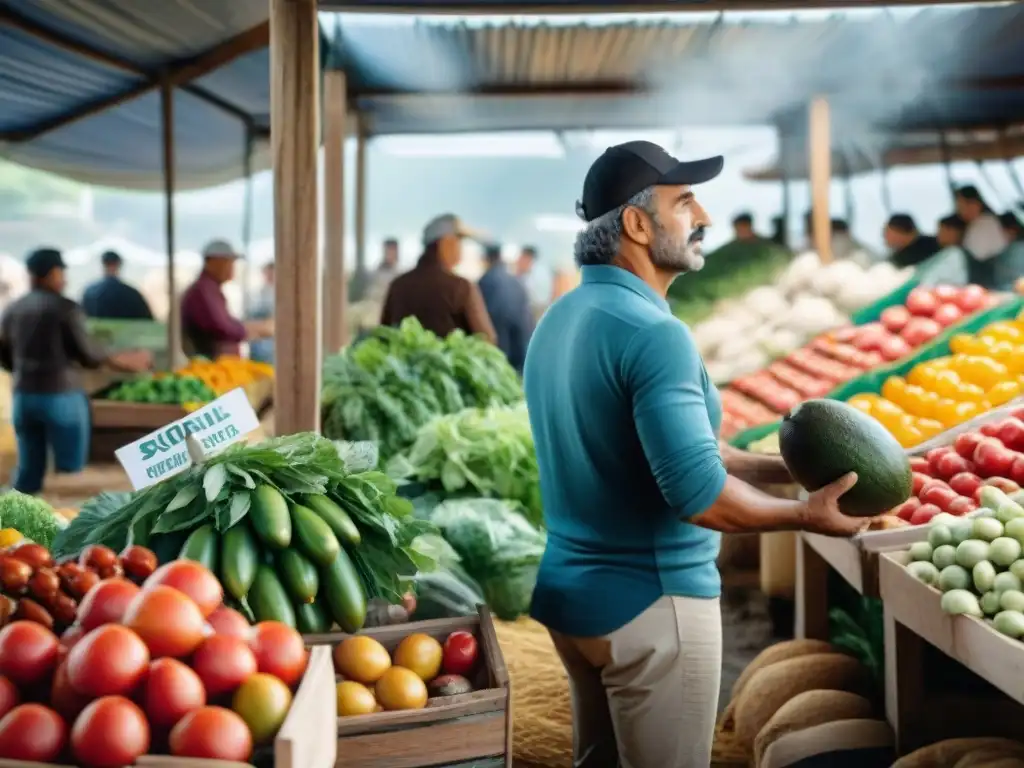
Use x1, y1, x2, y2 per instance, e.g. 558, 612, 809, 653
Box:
881, 306, 912, 333
879, 335, 913, 362
927, 446, 954, 476
947, 496, 978, 516
933, 303, 964, 327
954, 432, 986, 460
910, 503, 942, 525
955, 284, 988, 313
906, 288, 939, 317
935, 452, 973, 480
901, 317, 943, 347
948, 472, 983, 498
974, 439, 1016, 478
997, 418, 1024, 452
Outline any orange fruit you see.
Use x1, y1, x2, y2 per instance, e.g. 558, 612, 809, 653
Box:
374, 667, 427, 711
392, 633, 443, 681
336, 681, 376, 717
333, 636, 391, 685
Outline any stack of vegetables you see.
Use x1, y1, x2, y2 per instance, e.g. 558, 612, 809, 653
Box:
0, 542, 312, 764
104, 356, 273, 407
849, 309, 1024, 448
721, 284, 999, 440
693, 253, 911, 385
321, 318, 522, 460
50, 435, 442, 634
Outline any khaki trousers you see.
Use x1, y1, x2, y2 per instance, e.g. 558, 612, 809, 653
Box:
549, 595, 722, 768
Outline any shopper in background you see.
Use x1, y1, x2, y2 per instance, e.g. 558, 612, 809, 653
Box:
180, 240, 273, 359
248, 261, 275, 364
955, 185, 1008, 287
366, 238, 401, 303
81, 251, 154, 320
994, 211, 1024, 292
883, 214, 940, 269
516, 245, 553, 317
478, 244, 534, 373
381, 215, 497, 343
0, 248, 152, 493
729, 212, 761, 243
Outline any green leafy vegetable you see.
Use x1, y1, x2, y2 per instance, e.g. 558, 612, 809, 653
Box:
0, 491, 68, 549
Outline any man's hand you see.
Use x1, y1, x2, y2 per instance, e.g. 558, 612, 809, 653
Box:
110, 349, 153, 373
800, 472, 873, 537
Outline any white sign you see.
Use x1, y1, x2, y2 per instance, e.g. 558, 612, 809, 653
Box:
115, 388, 260, 490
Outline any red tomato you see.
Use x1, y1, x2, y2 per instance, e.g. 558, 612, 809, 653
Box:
67, 625, 149, 698
955, 284, 988, 313
250, 622, 307, 688
980, 422, 1003, 438
1011, 456, 1024, 486
143, 658, 206, 730
880, 306, 911, 333
954, 432, 986, 460
933, 284, 960, 302
910, 503, 942, 526
912, 472, 932, 496
927, 447, 954, 476
442, 631, 479, 676
984, 477, 1022, 494
935, 453, 973, 480
920, 484, 959, 511
0, 704, 67, 761
949, 472, 983, 498
997, 419, 1024, 452
974, 439, 1016, 478
191, 635, 257, 697
123, 585, 208, 658
0, 677, 18, 722
71, 696, 150, 768
206, 605, 252, 640
878, 335, 912, 362
901, 317, 943, 347
909, 456, 932, 474
118, 546, 157, 583
169, 706, 253, 761
77, 578, 140, 631
0, 621, 59, 686
895, 498, 921, 521
50, 660, 91, 723
852, 325, 887, 352
143, 561, 222, 619
906, 288, 939, 317
933, 303, 964, 327
947, 497, 979, 516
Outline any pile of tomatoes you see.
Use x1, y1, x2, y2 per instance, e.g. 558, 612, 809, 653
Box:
850, 313, 1024, 448
0, 557, 308, 767
894, 412, 1024, 525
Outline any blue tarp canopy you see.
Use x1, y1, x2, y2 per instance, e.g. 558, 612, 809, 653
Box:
0, 0, 270, 190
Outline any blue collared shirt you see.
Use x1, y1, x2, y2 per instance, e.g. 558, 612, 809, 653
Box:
478, 262, 534, 373
523, 265, 726, 638
81, 276, 153, 321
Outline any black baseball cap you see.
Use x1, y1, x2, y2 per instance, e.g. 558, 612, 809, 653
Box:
100, 250, 122, 266
25, 247, 67, 279
577, 141, 724, 222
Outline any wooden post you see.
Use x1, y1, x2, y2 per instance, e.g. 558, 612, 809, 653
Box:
270, 0, 321, 435
323, 69, 348, 355
160, 80, 183, 370
353, 122, 368, 301
808, 96, 833, 263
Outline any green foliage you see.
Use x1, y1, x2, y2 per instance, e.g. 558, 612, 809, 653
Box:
0, 491, 68, 549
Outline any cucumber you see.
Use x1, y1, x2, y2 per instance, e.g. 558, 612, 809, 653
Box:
320, 550, 366, 632
249, 484, 292, 549
220, 522, 259, 600
248, 565, 297, 628
295, 600, 331, 634
277, 548, 319, 604
302, 494, 362, 547
290, 504, 341, 567
179, 524, 219, 572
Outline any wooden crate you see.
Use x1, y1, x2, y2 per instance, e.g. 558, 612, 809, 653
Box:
303, 606, 511, 768
878, 551, 1024, 754
0, 646, 335, 768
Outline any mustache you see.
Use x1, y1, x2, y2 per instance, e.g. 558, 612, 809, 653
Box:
689, 226, 706, 244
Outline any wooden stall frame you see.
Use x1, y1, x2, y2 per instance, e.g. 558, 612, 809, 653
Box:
303, 606, 512, 768
879, 551, 1024, 754
0, 646, 336, 768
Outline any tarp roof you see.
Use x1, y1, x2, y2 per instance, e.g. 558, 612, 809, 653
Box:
321, 0, 997, 11
0, 0, 271, 190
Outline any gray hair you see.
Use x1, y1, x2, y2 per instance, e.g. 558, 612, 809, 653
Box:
574, 186, 656, 267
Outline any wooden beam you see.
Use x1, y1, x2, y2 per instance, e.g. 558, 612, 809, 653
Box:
161, 81, 184, 371
319, 0, 997, 12
0, 20, 269, 143
271, 0, 321, 435
323, 69, 348, 355
808, 96, 832, 263
353, 123, 368, 302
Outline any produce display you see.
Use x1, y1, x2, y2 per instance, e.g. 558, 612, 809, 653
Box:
850, 309, 1024, 448
891, 409, 1024, 525
900, 494, 1024, 640
0, 492, 68, 549
321, 318, 523, 460
0, 555, 309, 764
49, 435, 442, 633
693, 254, 911, 386
392, 404, 541, 529
333, 628, 482, 716
778, 399, 912, 518
104, 356, 273, 407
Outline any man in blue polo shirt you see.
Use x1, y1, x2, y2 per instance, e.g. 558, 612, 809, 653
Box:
523, 141, 866, 768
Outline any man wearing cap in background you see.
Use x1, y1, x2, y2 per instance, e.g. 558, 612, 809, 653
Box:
0, 248, 152, 494
380, 214, 497, 343
478, 244, 534, 373
180, 240, 273, 359
523, 141, 864, 767
81, 250, 153, 321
